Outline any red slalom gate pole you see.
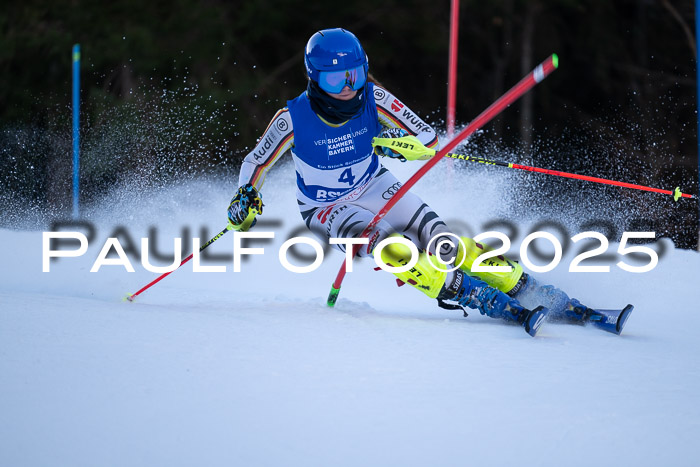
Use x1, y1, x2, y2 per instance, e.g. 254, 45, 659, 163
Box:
326, 54, 559, 306
446, 0, 460, 138
125, 226, 230, 302
445, 152, 697, 201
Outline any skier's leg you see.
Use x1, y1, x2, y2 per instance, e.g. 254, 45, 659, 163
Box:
325, 169, 544, 327
375, 236, 547, 336
300, 169, 548, 333
301, 193, 535, 322
454, 236, 586, 323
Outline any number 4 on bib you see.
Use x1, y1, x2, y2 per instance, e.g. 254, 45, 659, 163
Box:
338, 168, 355, 185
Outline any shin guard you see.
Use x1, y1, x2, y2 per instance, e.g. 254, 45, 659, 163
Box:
455, 236, 524, 294
375, 235, 446, 299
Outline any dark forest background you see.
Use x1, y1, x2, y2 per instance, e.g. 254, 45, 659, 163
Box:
1, 0, 698, 248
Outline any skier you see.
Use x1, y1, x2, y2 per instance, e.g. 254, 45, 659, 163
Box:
226, 28, 630, 336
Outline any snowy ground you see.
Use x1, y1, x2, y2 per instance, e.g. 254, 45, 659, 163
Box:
1, 161, 699, 466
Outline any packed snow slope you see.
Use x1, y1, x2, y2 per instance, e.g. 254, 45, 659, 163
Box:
1, 160, 699, 467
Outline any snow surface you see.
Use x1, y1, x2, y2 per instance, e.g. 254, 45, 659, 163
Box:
1, 160, 699, 467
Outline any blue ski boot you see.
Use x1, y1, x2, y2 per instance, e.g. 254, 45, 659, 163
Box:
510, 274, 633, 335
566, 299, 634, 335
438, 270, 549, 337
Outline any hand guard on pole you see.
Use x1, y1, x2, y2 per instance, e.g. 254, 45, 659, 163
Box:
373, 128, 409, 160
372, 129, 436, 162
227, 183, 263, 232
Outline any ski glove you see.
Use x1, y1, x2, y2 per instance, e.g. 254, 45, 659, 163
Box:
227, 183, 263, 232
373, 127, 410, 161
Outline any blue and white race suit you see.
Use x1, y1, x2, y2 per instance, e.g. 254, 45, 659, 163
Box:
237, 83, 451, 258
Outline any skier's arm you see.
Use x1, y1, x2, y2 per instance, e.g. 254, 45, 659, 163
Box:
238, 108, 295, 190
374, 86, 439, 152
229, 108, 294, 231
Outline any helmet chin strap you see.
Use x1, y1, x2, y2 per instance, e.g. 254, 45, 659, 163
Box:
306, 80, 366, 124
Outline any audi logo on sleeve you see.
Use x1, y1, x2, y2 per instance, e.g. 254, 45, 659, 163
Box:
382, 181, 403, 199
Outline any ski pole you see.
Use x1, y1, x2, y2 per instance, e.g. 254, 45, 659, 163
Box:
326, 54, 559, 307
125, 226, 231, 302
379, 139, 697, 202
443, 153, 697, 201
125, 204, 260, 302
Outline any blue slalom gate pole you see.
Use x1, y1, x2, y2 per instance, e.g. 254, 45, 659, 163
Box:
696, 0, 700, 248
72, 44, 80, 219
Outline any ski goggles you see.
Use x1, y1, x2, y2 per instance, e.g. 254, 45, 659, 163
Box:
318, 65, 367, 94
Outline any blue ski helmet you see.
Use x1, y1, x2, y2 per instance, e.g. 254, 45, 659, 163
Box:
304, 28, 369, 93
